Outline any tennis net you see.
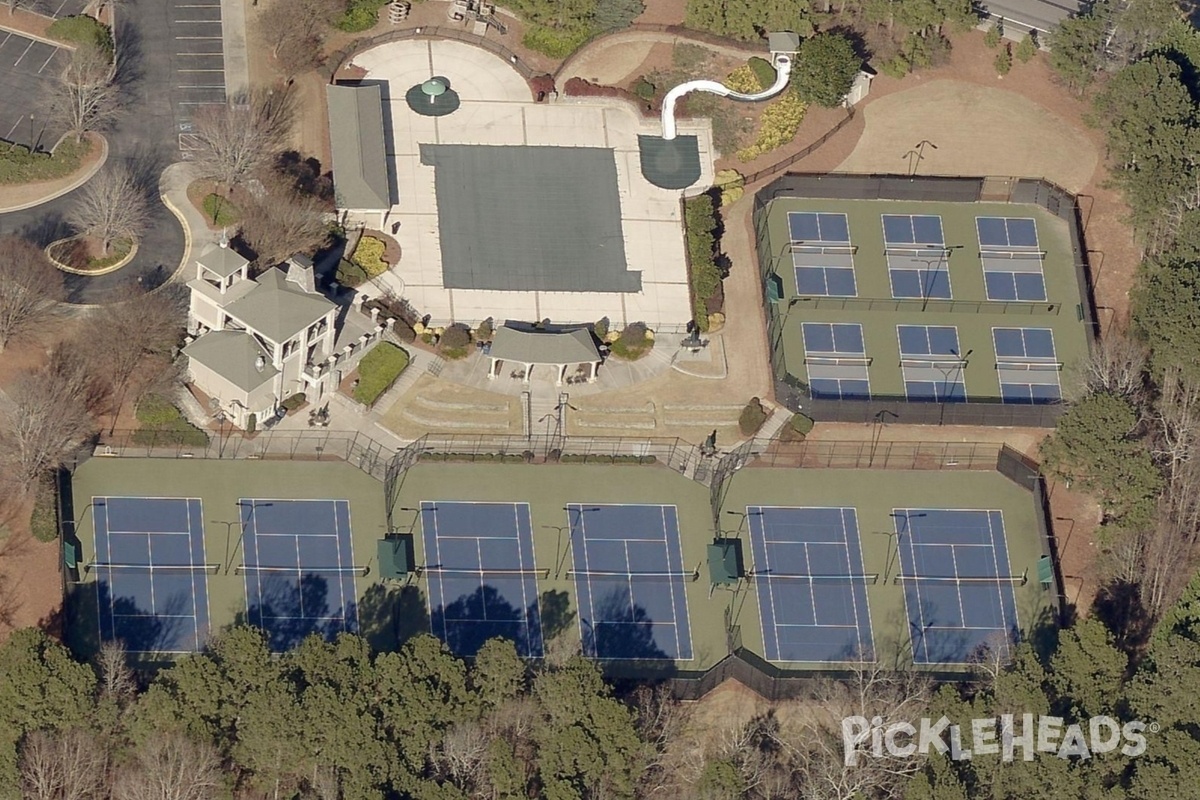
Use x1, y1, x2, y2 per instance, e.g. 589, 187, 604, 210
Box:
980, 249, 1047, 261
567, 569, 699, 582
806, 355, 873, 367
236, 564, 369, 576
894, 572, 1027, 586
885, 247, 951, 259
87, 562, 221, 575
748, 571, 879, 584
791, 243, 857, 256
995, 360, 1063, 372
419, 566, 550, 579
900, 358, 968, 370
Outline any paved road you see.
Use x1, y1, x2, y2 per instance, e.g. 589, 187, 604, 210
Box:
980, 0, 1082, 35
0, 0, 230, 304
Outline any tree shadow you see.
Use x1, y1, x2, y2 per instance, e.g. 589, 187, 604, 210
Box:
238, 573, 356, 652
540, 589, 575, 641
112, 11, 145, 95
357, 582, 429, 652
93, 581, 195, 654
18, 209, 71, 248
581, 586, 671, 661
430, 584, 542, 658
1092, 580, 1154, 654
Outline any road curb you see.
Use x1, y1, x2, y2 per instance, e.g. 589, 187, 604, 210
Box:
0, 134, 108, 214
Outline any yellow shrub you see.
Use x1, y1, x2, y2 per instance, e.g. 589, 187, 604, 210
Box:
725, 64, 764, 93
352, 235, 389, 278
716, 168, 745, 207
736, 94, 807, 162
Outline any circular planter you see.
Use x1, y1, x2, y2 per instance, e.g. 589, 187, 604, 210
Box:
46, 234, 138, 276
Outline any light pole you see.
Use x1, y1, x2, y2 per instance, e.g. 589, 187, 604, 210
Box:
543, 524, 571, 579
936, 348, 972, 426
868, 409, 897, 467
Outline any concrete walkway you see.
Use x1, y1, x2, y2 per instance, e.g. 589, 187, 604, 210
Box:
220, 0, 250, 97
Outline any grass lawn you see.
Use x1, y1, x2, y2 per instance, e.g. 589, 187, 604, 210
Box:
131, 395, 210, 447
354, 343, 410, 406
0, 137, 92, 185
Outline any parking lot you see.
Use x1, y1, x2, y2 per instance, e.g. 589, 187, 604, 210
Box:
0, 31, 66, 150
27, 0, 89, 18
171, 0, 226, 152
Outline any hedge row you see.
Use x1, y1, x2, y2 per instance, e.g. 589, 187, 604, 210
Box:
684, 194, 722, 331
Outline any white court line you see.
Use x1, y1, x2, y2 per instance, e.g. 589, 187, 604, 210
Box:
12, 40, 34, 68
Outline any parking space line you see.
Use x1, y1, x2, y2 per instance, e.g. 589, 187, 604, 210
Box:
178, 53, 224, 57
12, 40, 34, 68
5, 117, 22, 140
174, 20, 222, 23
179, 68, 224, 72
175, 36, 223, 39
38, 50, 58, 73
0, 32, 12, 49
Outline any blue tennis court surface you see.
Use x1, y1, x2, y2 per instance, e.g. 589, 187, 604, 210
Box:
976, 217, 1039, 249
893, 509, 1019, 664
748, 506, 874, 662
93, 496, 210, 653
568, 504, 693, 661
240, 499, 358, 651
421, 501, 543, 658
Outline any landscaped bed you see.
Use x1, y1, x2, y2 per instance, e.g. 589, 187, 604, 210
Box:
46, 235, 134, 274
352, 342, 410, 406
0, 137, 93, 185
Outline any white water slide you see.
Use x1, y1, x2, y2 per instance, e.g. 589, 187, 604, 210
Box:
660, 53, 795, 141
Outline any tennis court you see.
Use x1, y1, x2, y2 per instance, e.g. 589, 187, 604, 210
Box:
91, 497, 212, 654
238, 498, 360, 652
977, 216, 1046, 301
567, 503, 693, 661
747, 506, 875, 663
897, 325, 968, 402
883, 214, 951, 299
420, 501, 544, 658
789, 211, 858, 297
801, 322, 871, 400
893, 508, 1019, 664
992, 327, 1062, 403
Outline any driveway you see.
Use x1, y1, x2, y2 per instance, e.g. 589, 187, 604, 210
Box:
0, 0, 232, 303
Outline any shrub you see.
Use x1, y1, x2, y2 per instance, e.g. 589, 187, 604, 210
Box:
476, 318, 494, 342
562, 78, 653, 114
736, 93, 806, 162
984, 20, 1003, 48
610, 323, 654, 360
354, 342, 410, 405
523, 25, 590, 59
594, 317, 609, 340
1015, 33, 1038, 63
902, 31, 952, 69
202, 193, 239, 227
0, 137, 90, 185
715, 169, 744, 206
440, 323, 471, 350
738, 397, 769, 436
748, 57, 777, 89
47, 16, 113, 60
995, 45, 1013, 75
336, 0, 387, 32
880, 56, 910, 79
31, 475, 57, 544
725, 64, 763, 93
246, 413, 257, 434
685, 194, 722, 330
132, 395, 210, 447
352, 235, 389, 278
281, 393, 307, 412
620, 322, 648, 345
392, 317, 417, 343
336, 258, 368, 288
632, 76, 657, 100
530, 74, 556, 99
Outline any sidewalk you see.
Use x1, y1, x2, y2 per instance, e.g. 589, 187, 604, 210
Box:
159, 162, 220, 283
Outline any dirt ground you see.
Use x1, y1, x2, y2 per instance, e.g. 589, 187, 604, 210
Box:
0, 511, 63, 643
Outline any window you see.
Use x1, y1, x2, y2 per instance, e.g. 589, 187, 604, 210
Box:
977, 217, 1046, 301
992, 327, 1061, 404
897, 325, 966, 402
802, 322, 870, 400
789, 212, 856, 297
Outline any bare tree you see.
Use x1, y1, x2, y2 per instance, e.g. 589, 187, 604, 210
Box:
96, 640, 138, 702
0, 358, 93, 489
260, 0, 335, 78
191, 88, 295, 190
239, 181, 330, 269
431, 722, 488, 792
1068, 327, 1147, 401
0, 237, 64, 354
19, 728, 108, 800
67, 164, 151, 256
45, 44, 119, 143
75, 289, 184, 432
112, 732, 222, 800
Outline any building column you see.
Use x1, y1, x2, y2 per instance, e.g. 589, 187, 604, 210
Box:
524, 363, 533, 383
488, 356, 497, 379
557, 364, 567, 386
589, 360, 600, 383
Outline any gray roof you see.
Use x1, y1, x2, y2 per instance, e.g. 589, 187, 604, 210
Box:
224, 269, 333, 344
490, 327, 600, 365
327, 84, 391, 211
184, 330, 277, 393
197, 243, 249, 279
767, 31, 801, 54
